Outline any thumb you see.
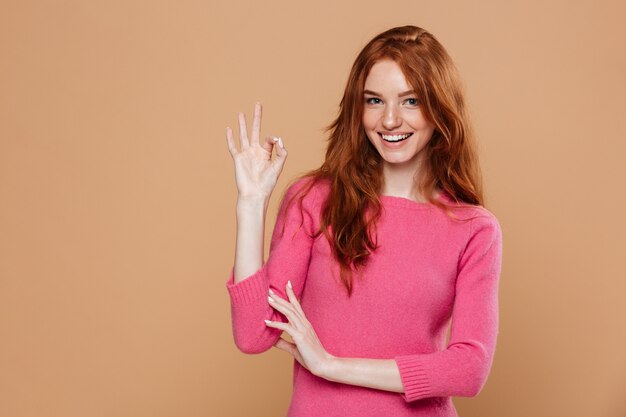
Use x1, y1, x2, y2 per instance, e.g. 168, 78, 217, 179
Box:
264, 136, 287, 158
262, 135, 277, 154
271, 137, 287, 171
274, 338, 307, 371
274, 137, 287, 158
274, 337, 297, 355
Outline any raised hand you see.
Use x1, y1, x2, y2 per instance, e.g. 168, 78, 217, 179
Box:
226, 102, 287, 199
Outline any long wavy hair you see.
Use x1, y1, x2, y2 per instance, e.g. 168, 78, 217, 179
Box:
280, 25, 483, 296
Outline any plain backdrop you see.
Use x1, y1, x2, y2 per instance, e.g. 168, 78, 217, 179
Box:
1, 1, 625, 416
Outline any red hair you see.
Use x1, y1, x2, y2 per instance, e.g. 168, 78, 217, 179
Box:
281, 25, 483, 296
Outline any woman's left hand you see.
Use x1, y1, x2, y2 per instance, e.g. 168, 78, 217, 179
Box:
265, 281, 335, 377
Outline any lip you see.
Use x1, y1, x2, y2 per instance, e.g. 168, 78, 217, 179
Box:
378, 132, 413, 143
378, 131, 413, 136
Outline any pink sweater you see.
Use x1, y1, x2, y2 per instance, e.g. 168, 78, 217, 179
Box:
226, 177, 503, 417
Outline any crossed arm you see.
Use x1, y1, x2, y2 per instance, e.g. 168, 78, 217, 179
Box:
266, 281, 404, 394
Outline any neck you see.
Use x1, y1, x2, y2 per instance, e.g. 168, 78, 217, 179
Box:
380, 157, 428, 202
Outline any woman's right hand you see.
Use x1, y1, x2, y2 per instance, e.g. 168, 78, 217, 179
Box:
226, 102, 287, 200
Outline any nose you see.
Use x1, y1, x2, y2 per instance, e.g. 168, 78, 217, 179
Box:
382, 104, 402, 130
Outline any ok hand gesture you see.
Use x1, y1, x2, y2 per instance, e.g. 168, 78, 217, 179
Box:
226, 102, 287, 199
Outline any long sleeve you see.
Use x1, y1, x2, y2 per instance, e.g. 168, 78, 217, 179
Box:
393, 213, 503, 402
225, 178, 320, 354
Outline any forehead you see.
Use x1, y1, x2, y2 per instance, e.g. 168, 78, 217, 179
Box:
363, 59, 412, 92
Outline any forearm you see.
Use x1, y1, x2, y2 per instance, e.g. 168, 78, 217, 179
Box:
321, 357, 404, 394
234, 196, 270, 283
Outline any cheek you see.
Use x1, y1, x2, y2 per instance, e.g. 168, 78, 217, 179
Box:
406, 108, 433, 130
362, 110, 378, 130
366, 133, 377, 148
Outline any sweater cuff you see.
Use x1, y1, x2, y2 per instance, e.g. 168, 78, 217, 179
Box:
225, 265, 269, 306
394, 354, 433, 402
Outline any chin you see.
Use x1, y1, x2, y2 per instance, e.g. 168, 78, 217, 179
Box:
379, 151, 422, 166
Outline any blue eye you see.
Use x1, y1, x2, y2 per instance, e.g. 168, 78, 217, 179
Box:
366, 97, 382, 104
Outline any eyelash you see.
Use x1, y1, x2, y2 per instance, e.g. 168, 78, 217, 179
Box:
365, 97, 420, 106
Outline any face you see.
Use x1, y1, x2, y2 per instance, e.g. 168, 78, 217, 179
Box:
362, 59, 435, 171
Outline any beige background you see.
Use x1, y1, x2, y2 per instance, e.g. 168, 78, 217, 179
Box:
1, 0, 625, 416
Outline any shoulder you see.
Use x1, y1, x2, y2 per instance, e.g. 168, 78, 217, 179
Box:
468, 207, 501, 242
441, 192, 499, 225
439, 194, 502, 241
459, 206, 502, 259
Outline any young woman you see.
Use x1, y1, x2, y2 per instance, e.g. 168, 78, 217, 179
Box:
225, 25, 503, 417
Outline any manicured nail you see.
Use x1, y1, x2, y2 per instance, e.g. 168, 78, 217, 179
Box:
264, 319, 271, 325
269, 289, 275, 295
268, 296, 274, 303
287, 280, 292, 289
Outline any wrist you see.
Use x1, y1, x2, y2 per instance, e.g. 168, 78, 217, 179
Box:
236, 194, 270, 211
318, 353, 340, 381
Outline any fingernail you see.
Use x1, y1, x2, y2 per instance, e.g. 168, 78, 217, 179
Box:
272, 136, 279, 142
278, 138, 284, 148
287, 280, 292, 289
268, 296, 274, 303
269, 289, 275, 295
264, 319, 271, 325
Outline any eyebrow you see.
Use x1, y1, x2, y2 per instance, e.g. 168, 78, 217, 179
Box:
363, 89, 416, 97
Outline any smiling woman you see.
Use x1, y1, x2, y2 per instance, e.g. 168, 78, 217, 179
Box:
225, 25, 502, 417
362, 59, 436, 186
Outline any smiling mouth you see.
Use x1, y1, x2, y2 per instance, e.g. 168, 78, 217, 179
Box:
378, 132, 413, 143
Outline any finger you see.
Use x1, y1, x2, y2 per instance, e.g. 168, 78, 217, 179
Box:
275, 137, 286, 157
264, 136, 287, 161
274, 337, 297, 354
264, 319, 294, 337
271, 137, 288, 171
226, 127, 238, 156
267, 290, 296, 322
238, 112, 249, 149
251, 102, 262, 145
273, 338, 307, 370
268, 291, 303, 328
262, 135, 278, 154
285, 280, 305, 317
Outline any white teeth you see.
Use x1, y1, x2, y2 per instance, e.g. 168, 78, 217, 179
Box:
381, 133, 411, 142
